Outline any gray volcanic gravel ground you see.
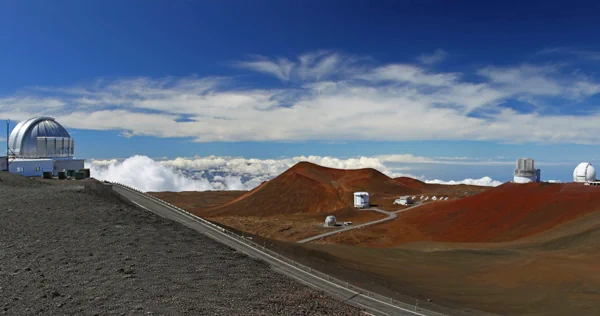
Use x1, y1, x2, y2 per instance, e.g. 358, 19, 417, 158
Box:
0, 173, 362, 315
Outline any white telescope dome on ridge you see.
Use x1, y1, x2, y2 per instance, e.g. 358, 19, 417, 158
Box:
513, 158, 540, 183
573, 162, 596, 183
8, 117, 74, 158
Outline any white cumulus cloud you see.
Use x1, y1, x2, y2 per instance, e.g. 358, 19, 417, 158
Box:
86, 155, 240, 192
417, 49, 448, 65
86, 155, 505, 192
2, 51, 600, 144
425, 176, 503, 187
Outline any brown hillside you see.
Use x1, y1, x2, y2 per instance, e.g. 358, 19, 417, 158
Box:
394, 177, 429, 191
395, 176, 491, 196
204, 162, 418, 217
351, 182, 600, 246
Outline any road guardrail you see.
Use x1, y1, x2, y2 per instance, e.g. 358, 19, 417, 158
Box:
109, 181, 444, 316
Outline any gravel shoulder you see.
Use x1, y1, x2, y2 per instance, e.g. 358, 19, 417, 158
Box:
0, 173, 362, 316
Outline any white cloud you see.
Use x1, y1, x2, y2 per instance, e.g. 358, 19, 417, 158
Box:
360, 64, 459, 86
86, 154, 507, 192
378, 154, 517, 166
297, 51, 345, 80
160, 155, 390, 178
478, 64, 600, 99
425, 176, 503, 187
86, 155, 237, 192
378, 154, 437, 164
2, 51, 600, 144
417, 49, 447, 65
234, 56, 295, 81
119, 130, 134, 138
234, 51, 364, 82
538, 47, 600, 61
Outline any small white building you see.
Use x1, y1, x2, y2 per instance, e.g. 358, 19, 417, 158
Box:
324, 215, 336, 227
393, 196, 413, 206
353, 192, 370, 209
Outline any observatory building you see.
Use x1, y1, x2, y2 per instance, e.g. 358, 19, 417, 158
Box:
393, 196, 414, 206
324, 215, 336, 227
573, 162, 596, 183
513, 158, 541, 183
0, 117, 84, 177
353, 192, 370, 209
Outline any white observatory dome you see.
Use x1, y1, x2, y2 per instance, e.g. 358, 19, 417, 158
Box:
324, 215, 336, 227
573, 162, 596, 183
8, 117, 74, 158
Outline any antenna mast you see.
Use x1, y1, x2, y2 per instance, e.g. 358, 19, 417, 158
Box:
5, 119, 9, 172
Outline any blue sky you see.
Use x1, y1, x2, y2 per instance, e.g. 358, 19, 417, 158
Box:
2, 0, 600, 184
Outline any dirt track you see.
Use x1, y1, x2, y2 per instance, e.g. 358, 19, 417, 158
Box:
0, 173, 362, 316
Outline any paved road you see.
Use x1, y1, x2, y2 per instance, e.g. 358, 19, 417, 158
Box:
298, 207, 396, 244
298, 203, 428, 244
111, 183, 438, 316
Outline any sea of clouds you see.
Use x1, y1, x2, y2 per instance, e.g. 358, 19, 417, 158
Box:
85, 155, 503, 192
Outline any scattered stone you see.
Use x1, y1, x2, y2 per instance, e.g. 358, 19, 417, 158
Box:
0, 180, 362, 315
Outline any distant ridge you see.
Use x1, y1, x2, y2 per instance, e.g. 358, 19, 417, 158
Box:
205, 161, 418, 217
395, 176, 490, 195
394, 177, 428, 191
379, 182, 600, 245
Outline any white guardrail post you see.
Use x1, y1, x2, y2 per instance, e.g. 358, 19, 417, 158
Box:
110, 182, 441, 316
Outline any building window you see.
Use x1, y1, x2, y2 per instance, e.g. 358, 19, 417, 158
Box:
16, 167, 24, 173
35, 166, 41, 172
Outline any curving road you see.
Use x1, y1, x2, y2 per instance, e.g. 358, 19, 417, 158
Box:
298, 207, 396, 244
110, 183, 440, 316
297, 203, 427, 244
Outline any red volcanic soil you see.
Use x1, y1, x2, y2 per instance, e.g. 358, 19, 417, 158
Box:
372, 182, 600, 245
204, 161, 418, 217
395, 177, 429, 191
395, 177, 490, 196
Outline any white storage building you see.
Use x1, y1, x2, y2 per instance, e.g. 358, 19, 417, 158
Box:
393, 196, 413, 206
353, 192, 370, 209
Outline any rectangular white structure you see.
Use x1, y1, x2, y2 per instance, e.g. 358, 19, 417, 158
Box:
353, 192, 370, 208
3, 158, 84, 177
8, 159, 54, 177
394, 196, 413, 206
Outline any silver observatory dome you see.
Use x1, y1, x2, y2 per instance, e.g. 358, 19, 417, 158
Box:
8, 117, 74, 158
